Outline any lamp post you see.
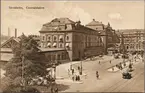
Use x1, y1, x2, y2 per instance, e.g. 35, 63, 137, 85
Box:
80, 59, 82, 75
52, 63, 56, 80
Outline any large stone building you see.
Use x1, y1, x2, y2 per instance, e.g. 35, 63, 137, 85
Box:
39, 18, 104, 62
118, 29, 145, 53
86, 19, 120, 55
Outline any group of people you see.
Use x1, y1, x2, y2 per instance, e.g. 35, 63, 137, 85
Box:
72, 74, 81, 81
68, 66, 82, 82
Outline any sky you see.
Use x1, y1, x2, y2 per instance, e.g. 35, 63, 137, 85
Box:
1, 0, 144, 36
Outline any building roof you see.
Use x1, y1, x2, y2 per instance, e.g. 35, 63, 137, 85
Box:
43, 18, 75, 27
1, 37, 20, 48
118, 29, 144, 34
40, 18, 76, 32
40, 17, 100, 34
86, 19, 103, 26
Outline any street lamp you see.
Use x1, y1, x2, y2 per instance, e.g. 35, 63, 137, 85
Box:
52, 63, 56, 80
80, 59, 83, 75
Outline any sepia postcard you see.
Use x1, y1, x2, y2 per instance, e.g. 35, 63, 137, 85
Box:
0, 0, 144, 93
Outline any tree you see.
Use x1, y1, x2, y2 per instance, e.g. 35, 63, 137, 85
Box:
3, 34, 49, 91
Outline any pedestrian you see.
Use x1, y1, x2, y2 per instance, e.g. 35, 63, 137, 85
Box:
78, 75, 80, 81
76, 75, 78, 81
78, 66, 80, 71
110, 60, 111, 64
72, 76, 74, 81
99, 61, 100, 64
72, 69, 74, 75
96, 71, 99, 79
112, 67, 114, 71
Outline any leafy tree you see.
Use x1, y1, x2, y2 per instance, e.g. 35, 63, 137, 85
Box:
3, 34, 49, 90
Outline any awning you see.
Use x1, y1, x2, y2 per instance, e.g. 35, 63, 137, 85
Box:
47, 43, 51, 47
59, 36, 63, 40
65, 43, 69, 47
53, 43, 57, 47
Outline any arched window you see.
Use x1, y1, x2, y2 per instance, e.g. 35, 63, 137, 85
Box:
53, 36, 57, 41
42, 36, 45, 41
59, 36, 63, 42
47, 36, 51, 41
66, 36, 69, 41
127, 46, 129, 49
60, 44, 63, 48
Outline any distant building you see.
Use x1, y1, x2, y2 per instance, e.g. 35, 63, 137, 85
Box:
39, 18, 104, 62
0, 37, 20, 64
117, 29, 145, 53
86, 19, 120, 55
0, 34, 43, 64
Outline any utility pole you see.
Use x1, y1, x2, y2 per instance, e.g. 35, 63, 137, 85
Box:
80, 57, 83, 75
121, 32, 125, 63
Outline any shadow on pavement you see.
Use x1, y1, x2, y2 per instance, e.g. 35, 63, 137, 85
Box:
57, 84, 70, 91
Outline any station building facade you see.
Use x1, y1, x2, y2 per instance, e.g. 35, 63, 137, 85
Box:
39, 18, 104, 62
86, 19, 120, 55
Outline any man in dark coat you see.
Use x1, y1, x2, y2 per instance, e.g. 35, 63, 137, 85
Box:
96, 71, 99, 79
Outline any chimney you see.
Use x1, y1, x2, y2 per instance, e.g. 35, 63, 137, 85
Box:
8, 27, 10, 37
15, 28, 17, 38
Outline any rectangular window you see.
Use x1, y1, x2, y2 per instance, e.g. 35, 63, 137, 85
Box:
42, 36, 45, 41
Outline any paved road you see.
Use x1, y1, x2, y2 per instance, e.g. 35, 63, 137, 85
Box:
57, 57, 144, 92
103, 61, 144, 92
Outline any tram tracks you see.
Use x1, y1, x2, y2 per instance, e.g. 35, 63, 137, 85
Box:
103, 68, 144, 92
117, 72, 144, 92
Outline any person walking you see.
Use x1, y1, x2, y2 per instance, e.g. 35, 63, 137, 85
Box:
96, 71, 99, 79
110, 60, 111, 64
72, 69, 74, 75
112, 67, 114, 71
99, 61, 100, 64
72, 75, 74, 81
78, 66, 80, 71
78, 75, 80, 81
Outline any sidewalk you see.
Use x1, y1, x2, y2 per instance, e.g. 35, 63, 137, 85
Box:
56, 79, 83, 84
55, 55, 115, 81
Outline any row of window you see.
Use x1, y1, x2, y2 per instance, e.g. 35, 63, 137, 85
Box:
126, 44, 142, 49
47, 53, 67, 61
41, 42, 70, 48
42, 35, 69, 41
